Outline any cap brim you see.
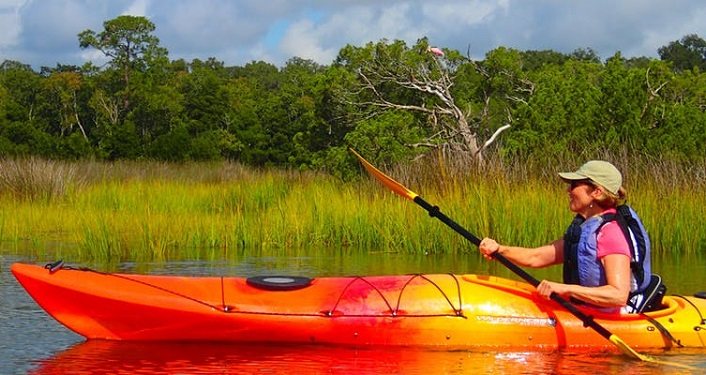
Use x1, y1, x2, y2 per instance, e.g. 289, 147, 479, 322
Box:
558, 172, 588, 182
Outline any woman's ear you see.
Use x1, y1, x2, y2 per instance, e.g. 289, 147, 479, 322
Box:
590, 185, 604, 199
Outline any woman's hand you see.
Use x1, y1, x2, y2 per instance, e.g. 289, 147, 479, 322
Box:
479, 238, 500, 260
536, 280, 571, 300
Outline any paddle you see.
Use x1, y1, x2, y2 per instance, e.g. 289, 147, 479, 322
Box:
350, 148, 692, 367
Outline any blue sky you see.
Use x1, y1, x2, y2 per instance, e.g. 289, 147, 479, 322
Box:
2, 0, 705, 69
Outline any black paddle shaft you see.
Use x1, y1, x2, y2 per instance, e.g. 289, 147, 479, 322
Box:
412, 195, 615, 340
413, 196, 539, 286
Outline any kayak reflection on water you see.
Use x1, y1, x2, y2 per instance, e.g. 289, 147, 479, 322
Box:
30, 340, 706, 375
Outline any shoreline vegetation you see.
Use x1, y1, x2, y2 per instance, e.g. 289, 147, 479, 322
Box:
0, 156, 704, 263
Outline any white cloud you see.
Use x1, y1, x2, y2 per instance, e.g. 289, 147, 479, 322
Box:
124, 0, 149, 17
423, 0, 507, 28
2, 0, 706, 69
79, 49, 109, 67
279, 19, 330, 64
154, 0, 276, 59
0, 0, 28, 49
637, 6, 706, 58
279, 3, 424, 65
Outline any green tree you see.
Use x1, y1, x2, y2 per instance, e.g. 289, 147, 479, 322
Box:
658, 34, 706, 71
508, 59, 602, 159
181, 58, 230, 135
0, 81, 12, 155
127, 55, 183, 151
41, 71, 88, 140
227, 61, 285, 165
645, 62, 706, 158
597, 53, 649, 149
0, 60, 56, 156
520, 49, 568, 71
78, 15, 167, 111
298, 64, 357, 171
37, 70, 94, 158
0, 60, 41, 123
569, 48, 601, 63
78, 15, 171, 160
273, 57, 328, 168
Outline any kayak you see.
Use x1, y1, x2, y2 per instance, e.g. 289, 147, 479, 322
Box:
11, 262, 706, 350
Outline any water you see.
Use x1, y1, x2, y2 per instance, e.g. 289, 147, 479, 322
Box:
3, 250, 706, 374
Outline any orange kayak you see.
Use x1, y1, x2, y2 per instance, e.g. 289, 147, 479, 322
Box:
11, 262, 706, 350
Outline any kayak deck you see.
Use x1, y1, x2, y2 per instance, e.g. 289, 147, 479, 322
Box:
11, 262, 706, 349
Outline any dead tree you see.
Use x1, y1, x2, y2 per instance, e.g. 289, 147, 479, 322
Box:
342, 48, 532, 164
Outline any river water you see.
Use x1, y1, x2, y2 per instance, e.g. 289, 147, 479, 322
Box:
2, 248, 706, 374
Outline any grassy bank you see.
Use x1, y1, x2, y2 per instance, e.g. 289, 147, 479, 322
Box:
0, 157, 704, 262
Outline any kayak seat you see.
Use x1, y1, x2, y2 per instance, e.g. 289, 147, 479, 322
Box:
628, 274, 667, 313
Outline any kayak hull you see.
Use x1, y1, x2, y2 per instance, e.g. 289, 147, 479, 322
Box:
11, 263, 706, 349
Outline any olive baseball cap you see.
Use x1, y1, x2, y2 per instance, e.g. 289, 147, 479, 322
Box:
559, 160, 622, 194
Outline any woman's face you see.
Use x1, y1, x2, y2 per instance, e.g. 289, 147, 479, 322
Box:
567, 180, 596, 215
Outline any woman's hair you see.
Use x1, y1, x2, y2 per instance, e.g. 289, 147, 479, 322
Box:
593, 183, 627, 208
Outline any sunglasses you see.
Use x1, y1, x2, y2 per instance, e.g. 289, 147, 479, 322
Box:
569, 180, 594, 190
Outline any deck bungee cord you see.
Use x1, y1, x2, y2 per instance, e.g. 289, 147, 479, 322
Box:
324, 274, 465, 318
674, 294, 706, 326
43, 260, 467, 319
46, 260, 224, 312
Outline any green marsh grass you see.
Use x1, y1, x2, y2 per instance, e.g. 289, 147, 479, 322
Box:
0, 156, 704, 262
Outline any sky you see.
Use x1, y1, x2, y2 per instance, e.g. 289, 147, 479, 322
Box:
1, 0, 706, 70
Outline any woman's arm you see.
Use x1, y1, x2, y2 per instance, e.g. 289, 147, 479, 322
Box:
536, 253, 631, 307
479, 238, 564, 268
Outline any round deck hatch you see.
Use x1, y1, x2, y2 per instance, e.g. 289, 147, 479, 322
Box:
246, 275, 313, 291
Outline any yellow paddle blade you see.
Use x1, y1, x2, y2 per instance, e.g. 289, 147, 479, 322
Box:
350, 149, 418, 201
609, 335, 697, 370
609, 335, 649, 360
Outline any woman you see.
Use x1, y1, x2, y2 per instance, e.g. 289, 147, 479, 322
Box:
479, 160, 638, 314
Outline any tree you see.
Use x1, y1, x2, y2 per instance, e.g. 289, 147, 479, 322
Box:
569, 48, 601, 63
597, 53, 650, 150
78, 15, 167, 111
41, 71, 88, 140
181, 58, 230, 135
520, 49, 568, 71
275, 57, 328, 167
0, 60, 41, 123
78, 15, 172, 160
507, 59, 602, 159
658, 34, 706, 71
0, 60, 57, 156
335, 39, 526, 164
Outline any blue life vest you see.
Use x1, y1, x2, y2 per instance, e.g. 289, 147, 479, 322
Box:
562, 214, 608, 288
563, 205, 652, 298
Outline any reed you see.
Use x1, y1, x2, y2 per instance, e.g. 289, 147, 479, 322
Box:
0, 156, 703, 262
0, 157, 84, 201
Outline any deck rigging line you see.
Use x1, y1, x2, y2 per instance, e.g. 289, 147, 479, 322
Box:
47, 262, 467, 318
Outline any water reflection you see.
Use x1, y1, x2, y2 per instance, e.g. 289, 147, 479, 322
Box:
29, 341, 706, 375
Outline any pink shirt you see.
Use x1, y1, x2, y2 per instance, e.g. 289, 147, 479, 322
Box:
596, 208, 631, 259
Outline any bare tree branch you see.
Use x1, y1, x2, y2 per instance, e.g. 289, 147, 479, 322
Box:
339, 43, 533, 165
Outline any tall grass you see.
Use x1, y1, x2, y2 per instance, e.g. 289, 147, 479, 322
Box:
0, 157, 84, 201
0, 156, 704, 262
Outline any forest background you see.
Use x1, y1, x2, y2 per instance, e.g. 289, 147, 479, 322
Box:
1, 15, 705, 178
1, 15, 706, 262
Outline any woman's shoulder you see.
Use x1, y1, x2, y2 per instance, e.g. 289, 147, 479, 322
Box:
596, 220, 630, 256
601, 207, 618, 215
